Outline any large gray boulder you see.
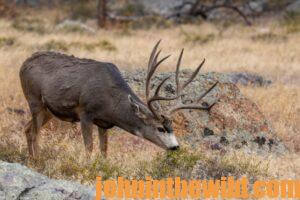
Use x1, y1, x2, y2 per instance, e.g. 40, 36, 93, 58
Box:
0, 161, 96, 200
123, 70, 286, 155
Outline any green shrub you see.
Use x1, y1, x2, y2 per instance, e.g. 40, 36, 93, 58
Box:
69, 40, 117, 52
59, 155, 123, 182
191, 152, 271, 183
251, 32, 287, 42
85, 156, 123, 181
0, 142, 27, 163
12, 18, 46, 34
139, 148, 202, 179
39, 39, 117, 52
283, 12, 300, 33
181, 29, 215, 44
96, 40, 117, 51
41, 40, 69, 51
0, 37, 16, 47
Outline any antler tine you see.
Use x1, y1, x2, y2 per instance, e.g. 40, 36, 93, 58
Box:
169, 103, 214, 114
146, 40, 161, 99
168, 60, 218, 115
196, 81, 219, 103
146, 54, 171, 98
147, 49, 186, 117
181, 59, 205, 90
147, 40, 161, 72
168, 83, 218, 114
175, 49, 184, 95
148, 75, 182, 104
146, 40, 174, 119
154, 75, 171, 96
147, 76, 176, 117
145, 41, 218, 119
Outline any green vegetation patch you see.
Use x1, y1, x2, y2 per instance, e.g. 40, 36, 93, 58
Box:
251, 32, 287, 42
134, 149, 271, 183
95, 40, 117, 51
12, 18, 47, 34
70, 40, 117, 51
0, 37, 16, 47
136, 148, 203, 179
41, 40, 69, 51
181, 29, 216, 44
40, 39, 117, 52
193, 152, 271, 183
283, 12, 300, 33
59, 155, 123, 182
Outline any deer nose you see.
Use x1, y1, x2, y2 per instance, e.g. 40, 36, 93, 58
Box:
169, 145, 180, 151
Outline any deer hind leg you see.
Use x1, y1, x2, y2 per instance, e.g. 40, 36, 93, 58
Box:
98, 127, 108, 158
80, 116, 94, 157
25, 109, 52, 158
25, 120, 34, 156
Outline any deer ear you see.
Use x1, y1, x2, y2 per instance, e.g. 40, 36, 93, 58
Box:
128, 95, 140, 113
161, 114, 171, 124
128, 95, 148, 119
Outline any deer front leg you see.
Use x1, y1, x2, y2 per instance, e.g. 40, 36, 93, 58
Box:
80, 116, 94, 157
98, 127, 108, 158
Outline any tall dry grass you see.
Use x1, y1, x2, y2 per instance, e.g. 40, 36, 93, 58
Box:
0, 15, 299, 185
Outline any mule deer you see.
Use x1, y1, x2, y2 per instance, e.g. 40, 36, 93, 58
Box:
20, 40, 217, 158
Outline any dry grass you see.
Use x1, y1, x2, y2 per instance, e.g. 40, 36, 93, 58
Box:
0, 15, 299, 186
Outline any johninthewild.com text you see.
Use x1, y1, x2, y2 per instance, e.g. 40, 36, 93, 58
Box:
95, 176, 300, 199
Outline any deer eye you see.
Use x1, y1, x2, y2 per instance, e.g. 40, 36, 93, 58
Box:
157, 127, 165, 133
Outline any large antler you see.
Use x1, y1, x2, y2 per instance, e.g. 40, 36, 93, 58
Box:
145, 40, 218, 119
168, 48, 219, 113
146, 40, 180, 119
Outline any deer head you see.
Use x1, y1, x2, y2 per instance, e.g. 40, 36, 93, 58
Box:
128, 40, 218, 151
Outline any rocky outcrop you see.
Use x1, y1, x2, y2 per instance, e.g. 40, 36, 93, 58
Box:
134, 0, 192, 17
286, 0, 300, 14
123, 70, 286, 154
122, 0, 286, 21
0, 161, 96, 200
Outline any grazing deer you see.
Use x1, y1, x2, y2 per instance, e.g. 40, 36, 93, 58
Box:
19, 41, 217, 158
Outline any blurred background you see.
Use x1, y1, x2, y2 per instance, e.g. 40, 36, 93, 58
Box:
1, 0, 300, 29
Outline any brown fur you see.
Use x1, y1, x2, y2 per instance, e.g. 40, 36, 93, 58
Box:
20, 51, 179, 158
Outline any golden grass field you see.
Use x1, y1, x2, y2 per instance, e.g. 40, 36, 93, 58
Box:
0, 12, 299, 188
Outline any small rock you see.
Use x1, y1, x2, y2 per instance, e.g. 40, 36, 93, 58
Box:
220, 136, 229, 145
164, 83, 176, 94
211, 143, 222, 150
203, 127, 214, 137
254, 136, 266, 147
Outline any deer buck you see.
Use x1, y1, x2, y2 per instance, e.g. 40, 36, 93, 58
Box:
20, 40, 217, 158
